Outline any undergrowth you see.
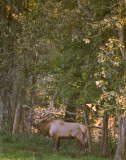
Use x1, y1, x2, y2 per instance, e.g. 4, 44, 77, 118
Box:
0, 131, 114, 160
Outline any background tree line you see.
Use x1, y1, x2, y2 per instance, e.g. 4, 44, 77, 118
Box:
0, 0, 126, 159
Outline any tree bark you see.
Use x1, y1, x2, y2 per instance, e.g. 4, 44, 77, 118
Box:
114, 14, 126, 159
12, 103, 21, 134
27, 109, 33, 134
121, 116, 126, 159
83, 110, 93, 154
101, 111, 109, 157
21, 106, 26, 134
114, 116, 126, 160
118, 27, 125, 58
12, 80, 27, 134
0, 95, 4, 130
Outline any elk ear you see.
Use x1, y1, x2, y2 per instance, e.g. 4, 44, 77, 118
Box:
35, 119, 41, 123
34, 118, 45, 123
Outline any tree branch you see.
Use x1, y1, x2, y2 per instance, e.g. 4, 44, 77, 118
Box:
77, 0, 92, 18
118, 27, 126, 58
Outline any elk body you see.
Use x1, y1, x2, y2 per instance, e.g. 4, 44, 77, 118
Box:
31, 118, 88, 157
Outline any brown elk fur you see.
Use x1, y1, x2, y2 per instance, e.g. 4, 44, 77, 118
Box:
30, 118, 88, 157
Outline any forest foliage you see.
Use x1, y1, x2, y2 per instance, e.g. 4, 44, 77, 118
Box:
0, 0, 126, 159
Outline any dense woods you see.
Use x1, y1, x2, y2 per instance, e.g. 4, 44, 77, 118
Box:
0, 0, 126, 159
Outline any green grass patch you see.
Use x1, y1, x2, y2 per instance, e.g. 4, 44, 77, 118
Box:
0, 133, 113, 160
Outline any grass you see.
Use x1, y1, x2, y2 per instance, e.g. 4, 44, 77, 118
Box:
0, 133, 114, 160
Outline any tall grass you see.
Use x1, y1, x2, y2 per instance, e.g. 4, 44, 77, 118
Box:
0, 131, 113, 160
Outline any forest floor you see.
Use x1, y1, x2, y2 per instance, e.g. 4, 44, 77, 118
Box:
0, 133, 114, 160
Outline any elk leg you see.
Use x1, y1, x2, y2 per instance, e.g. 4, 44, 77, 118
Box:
77, 141, 83, 158
85, 142, 89, 157
55, 139, 60, 154
76, 136, 85, 158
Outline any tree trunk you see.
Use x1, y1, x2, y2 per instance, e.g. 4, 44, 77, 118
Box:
0, 95, 4, 130
122, 116, 126, 159
114, 116, 126, 160
0, 89, 11, 130
83, 110, 93, 154
114, 14, 126, 159
30, 76, 36, 107
12, 87, 26, 134
8, 93, 15, 131
21, 106, 27, 134
27, 109, 33, 134
101, 111, 109, 157
12, 103, 21, 134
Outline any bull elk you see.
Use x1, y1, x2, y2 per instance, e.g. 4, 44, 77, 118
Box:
30, 118, 88, 157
